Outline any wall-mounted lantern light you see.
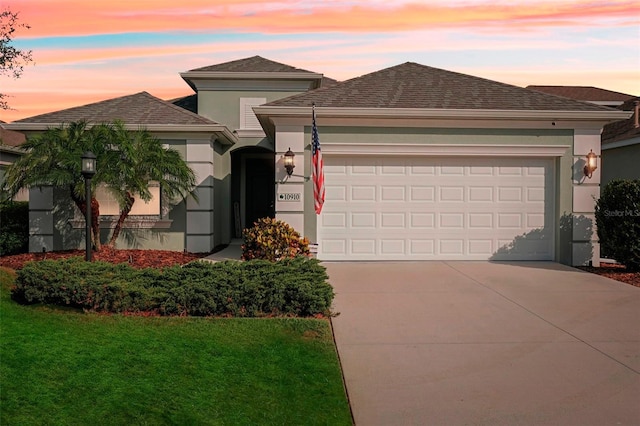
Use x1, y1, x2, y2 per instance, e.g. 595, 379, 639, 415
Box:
283, 148, 295, 176
583, 149, 597, 179
81, 151, 96, 261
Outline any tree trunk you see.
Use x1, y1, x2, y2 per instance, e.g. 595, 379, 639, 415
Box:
70, 190, 101, 252
91, 197, 101, 251
106, 192, 134, 247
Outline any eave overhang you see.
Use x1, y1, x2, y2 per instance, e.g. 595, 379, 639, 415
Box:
254, 106, 632, 141
3, 123, 238, 146
180, 71, 324, 92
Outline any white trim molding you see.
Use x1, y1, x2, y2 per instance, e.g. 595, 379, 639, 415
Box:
321, 143, 571, 157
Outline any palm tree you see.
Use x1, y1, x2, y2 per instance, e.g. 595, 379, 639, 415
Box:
2, 120, 197, 251
1, 121, 108, 250
100, 121, 197, 247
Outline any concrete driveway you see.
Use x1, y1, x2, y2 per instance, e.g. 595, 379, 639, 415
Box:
327, 261, 640, 425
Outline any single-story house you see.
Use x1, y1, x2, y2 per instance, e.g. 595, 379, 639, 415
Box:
526, 86, 636, 109
600, 97, 640, 187
0, 120, 28, 201
3, 56, 630, 265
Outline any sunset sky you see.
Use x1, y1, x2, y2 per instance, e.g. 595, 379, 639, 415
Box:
1, 0, 639, 122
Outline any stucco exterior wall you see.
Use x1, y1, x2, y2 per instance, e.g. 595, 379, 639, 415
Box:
601, 144, 640, 187
198, 90, 304, 130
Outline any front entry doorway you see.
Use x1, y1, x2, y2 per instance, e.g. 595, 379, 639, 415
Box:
231, 148, 275, 237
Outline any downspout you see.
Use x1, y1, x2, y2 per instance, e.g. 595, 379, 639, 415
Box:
634, 100, 639, 128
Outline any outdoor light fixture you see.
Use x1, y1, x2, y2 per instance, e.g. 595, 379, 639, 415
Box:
81, 151, 96, 261
584, 149, 597, 179
283, 148, 295, 176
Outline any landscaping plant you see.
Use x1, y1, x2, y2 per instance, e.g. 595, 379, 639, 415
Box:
595, 179, 640, 271
0, 201, 28, 256
242, 217, 311, 261
12, 256, 334, 317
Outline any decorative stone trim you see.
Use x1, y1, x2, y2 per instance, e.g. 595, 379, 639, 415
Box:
68, 217, 173, 229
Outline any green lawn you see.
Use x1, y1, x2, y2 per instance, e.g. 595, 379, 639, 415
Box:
0, 268, 352, 425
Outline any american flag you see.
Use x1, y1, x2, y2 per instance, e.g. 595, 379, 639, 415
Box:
311, 104, 325, 214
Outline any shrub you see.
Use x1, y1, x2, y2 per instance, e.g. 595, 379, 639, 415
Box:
0, 201, 29, 256
241, 217, 310, 261
595, 179, 640, 271
12, 257, 334, 317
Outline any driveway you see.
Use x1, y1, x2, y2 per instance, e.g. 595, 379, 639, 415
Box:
327, 261, 640, 425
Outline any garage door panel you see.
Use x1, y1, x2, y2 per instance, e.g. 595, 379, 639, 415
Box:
319, 156, 555, 261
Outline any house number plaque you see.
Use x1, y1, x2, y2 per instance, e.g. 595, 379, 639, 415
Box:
278, 193, 301, 201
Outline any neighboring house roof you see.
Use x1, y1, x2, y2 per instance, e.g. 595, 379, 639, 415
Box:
266, 62, 613, 112
602, 97, 640, 146
0, 122, 26, 147
5, 92, 237, 144
181, 56, 335, 92
526, 85, 635, 107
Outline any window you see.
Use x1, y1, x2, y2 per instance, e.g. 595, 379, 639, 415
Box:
95, 182, 160, 216
239, 98, 266, 130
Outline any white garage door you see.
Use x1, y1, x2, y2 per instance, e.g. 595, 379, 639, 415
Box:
318, 156, 555, 261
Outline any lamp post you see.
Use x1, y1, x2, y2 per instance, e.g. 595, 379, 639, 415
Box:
81, 151, 96, 261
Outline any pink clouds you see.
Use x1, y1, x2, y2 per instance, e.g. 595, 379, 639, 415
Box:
12, 0, 639, 37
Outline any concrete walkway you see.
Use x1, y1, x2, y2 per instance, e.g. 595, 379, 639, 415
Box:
202, 239, 243, 262
327, 261, 640, 425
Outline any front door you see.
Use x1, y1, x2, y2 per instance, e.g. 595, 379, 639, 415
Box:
245, 156, 275, 228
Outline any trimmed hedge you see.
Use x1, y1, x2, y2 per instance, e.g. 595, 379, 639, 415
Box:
12, 257, 334, 317
0, 201, 29, 256
595, 179, 640, 271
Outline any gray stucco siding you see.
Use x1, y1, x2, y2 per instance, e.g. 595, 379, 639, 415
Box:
199, 90, 306, 130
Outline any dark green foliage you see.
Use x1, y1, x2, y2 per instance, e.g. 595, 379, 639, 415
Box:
595, 179, 640, 271
242, 217, 310, 261
0, 201, 28, 256
12, 257, 334, 316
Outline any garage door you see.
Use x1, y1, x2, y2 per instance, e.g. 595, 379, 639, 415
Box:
318, 156, 555, 261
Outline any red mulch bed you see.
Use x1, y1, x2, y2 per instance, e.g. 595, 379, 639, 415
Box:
577, 263, 640, 288
0, 248, 207, 271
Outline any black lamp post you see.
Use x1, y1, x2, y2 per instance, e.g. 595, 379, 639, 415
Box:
81, 151, 96, 261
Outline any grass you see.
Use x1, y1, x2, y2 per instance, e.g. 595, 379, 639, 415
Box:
0, 268, 352, 425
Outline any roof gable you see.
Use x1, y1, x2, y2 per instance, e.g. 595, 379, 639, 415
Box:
13, 92, 220, 126
266, 62, 614, 112
189, 55, 319, 74
181, 56, 336, 92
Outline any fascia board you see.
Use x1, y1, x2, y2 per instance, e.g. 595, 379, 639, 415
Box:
253, 106, 631, 122
4, 123, 238, 145
180, 71, 324, 81
180, 72, 323, 91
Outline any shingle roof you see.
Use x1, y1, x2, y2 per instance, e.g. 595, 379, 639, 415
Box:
171, 94, 198, 114
14, 92, 220, 125
602, 97, 640, 145
526, 86, 635, 102
266, 62, 614, 111
0, 124, 26, 146
189, 55, 320, 74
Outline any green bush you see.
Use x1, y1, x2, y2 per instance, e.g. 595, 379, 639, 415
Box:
0, 201, 29, 256
242, 217, 310, 261
595, 179, 640, 271
12, 257, 334, 317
